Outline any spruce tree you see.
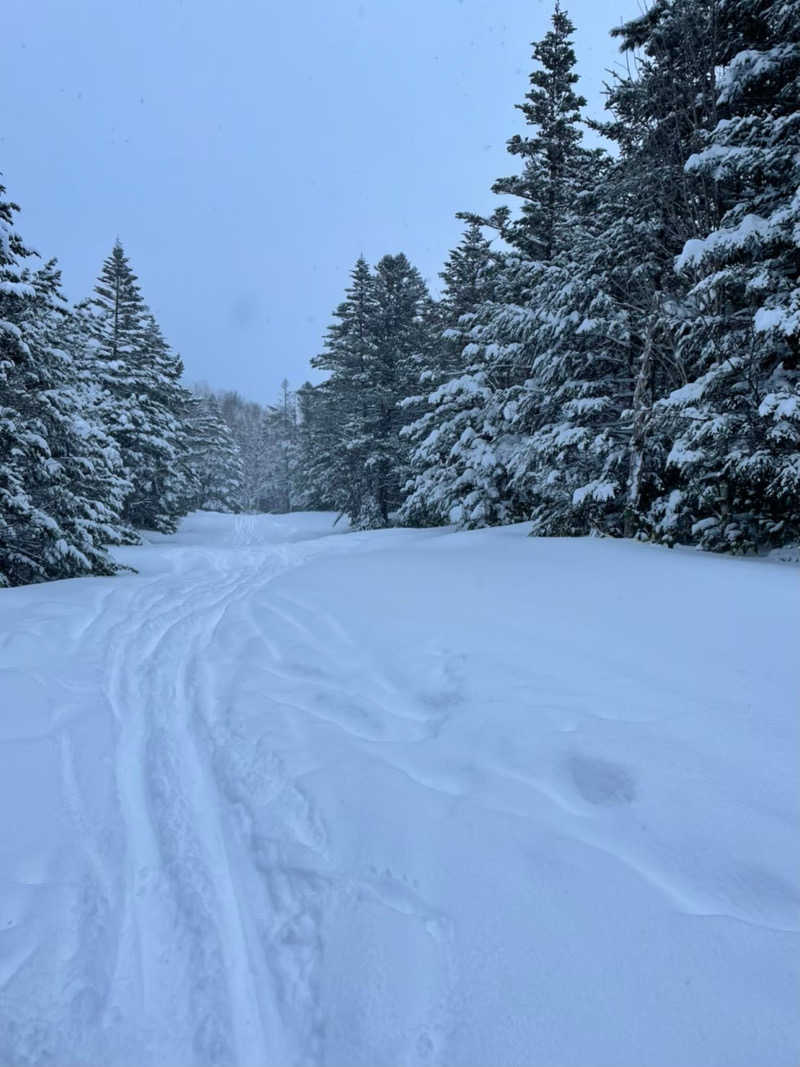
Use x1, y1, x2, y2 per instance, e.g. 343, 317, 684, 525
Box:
86, 240, 189, 532
490, 1, 591, 261
295, 380, 341, 512
300, 254, 436, 527
400, 223, 501, 526
0, 186, 126, 584
257, 381, 300, 513
214, 390, 269, 510
505, 0, 722, 538
309, 256, 378, 524
448, 3, 595, 528
185, 393, 244, 512
367, 253, 436, 524
651, 0, 800, 550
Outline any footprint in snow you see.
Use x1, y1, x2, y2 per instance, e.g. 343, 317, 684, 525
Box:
567, 754, 637, 806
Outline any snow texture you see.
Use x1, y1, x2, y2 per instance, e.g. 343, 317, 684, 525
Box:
0, 511, 797, 1066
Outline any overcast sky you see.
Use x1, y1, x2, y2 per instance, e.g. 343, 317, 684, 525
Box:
3, 0, 639, 403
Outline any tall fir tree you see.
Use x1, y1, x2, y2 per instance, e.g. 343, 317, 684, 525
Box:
85, 240, 190, 532
295, 379, 341, 512
445, 3, 596, 528
503, 0, 722, 537
300, 254, 435, 527
185, 393, 244, 512
0, 186, 126, 584
257, 380, 300, 513
308, 256, 378, 523
490, 0, 591, 261
400, 223, 502, 526
650, 0, 800, 550
366, 253, 436, 525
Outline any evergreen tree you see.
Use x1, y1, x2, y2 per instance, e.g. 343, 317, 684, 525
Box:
214, 390, 269, 510
295, 380, 341, 512
650, 0, 800, 550
257, 380, 300, 513
490, 1, 591, 261
503, 0, 722, 537
400, 223, 502, 526
366, 253, 436, 524
185, 393, 244, 512
301, 254, 435, 527
85, 240, 189, 532
448, 3, 595, 528
308, 256, 378, 523
0, 186, 126, 584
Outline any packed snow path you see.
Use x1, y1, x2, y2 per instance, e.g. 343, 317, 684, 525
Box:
0, 513, 798, 1067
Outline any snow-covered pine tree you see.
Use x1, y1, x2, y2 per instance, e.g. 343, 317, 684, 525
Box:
85, 241, 189, 533
399, 223, 503, 526
0, 183, 45, 585
307, 256, 378, 524
0, 185, 126, 584
651, 0, 800, 550
212, 390, 269, 510
501, 166, 638, 535
447, 2, 596, 529
21, 261, 131, 556
366, 253, 437, 525
257, 380, 300, 513
295, 379, 341, 511
184, 393, 244, 512
509, 0, 721, 538
490, 0, 590, 262
594, 0, 721, 538
299, 253, 436, 527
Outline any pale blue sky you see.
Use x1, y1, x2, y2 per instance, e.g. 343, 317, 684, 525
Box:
3, 0, 639, 403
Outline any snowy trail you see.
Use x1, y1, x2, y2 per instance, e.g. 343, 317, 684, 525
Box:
0, 512, 798, 1066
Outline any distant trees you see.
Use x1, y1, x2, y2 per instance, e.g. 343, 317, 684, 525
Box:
258, 380, 301, 514
191, 383, 304, 515
185, 394, 244, 513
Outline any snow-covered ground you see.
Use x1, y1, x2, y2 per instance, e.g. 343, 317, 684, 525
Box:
0, 512, 797, 1067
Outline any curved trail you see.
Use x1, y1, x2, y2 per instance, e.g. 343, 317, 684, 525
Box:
32, 514, 455, 1067
73, 518, 449, 1066
0, 512, 797, 1067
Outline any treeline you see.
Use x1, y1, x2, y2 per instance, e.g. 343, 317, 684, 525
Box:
0, 219, 244, 586
296, 0, 799, 551
194, 382, 303, 515
2, 0, 797, 587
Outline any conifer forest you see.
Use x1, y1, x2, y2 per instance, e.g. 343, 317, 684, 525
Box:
0, 3, 798, 1066
3, 0, 798, 588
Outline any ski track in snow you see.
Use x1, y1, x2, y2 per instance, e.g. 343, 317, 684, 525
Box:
84, 523, 446, 1066
0, 512, 798, 1067
0, 516, 456, 1067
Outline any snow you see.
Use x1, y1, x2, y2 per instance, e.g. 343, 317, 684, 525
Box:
717, 44, 800, 104
755, 304, 800, 337
0, 511, 798, 1066
428, 373, 489, 405
676, 213, 770, 271
572, 478, 617, 505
